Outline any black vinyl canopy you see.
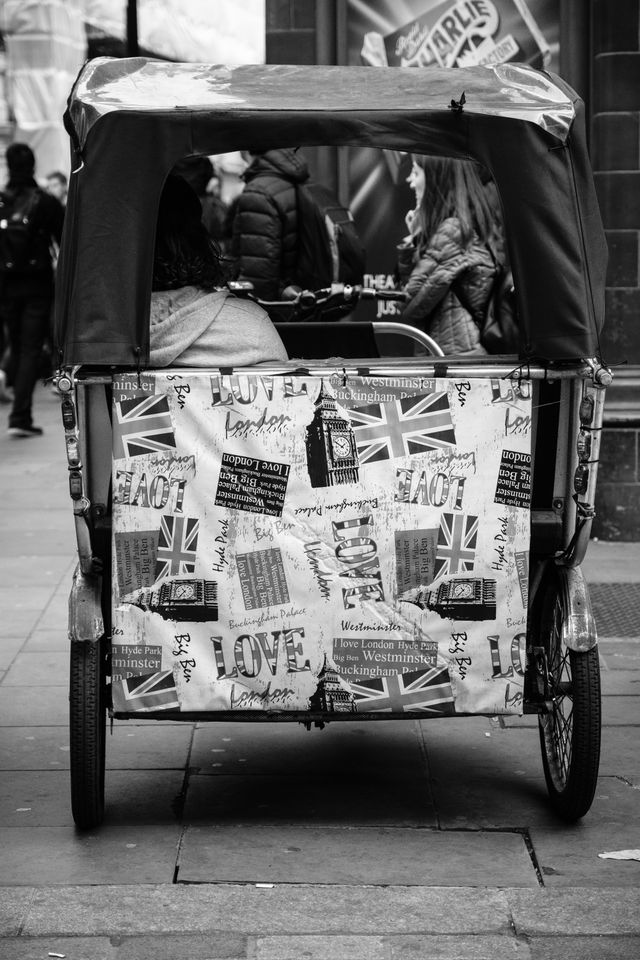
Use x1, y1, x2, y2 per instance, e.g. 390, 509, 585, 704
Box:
54, 58, 607, 365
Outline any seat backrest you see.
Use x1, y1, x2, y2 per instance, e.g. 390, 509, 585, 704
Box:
275, 321, 379, 359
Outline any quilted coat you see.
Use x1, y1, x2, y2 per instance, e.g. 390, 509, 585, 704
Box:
230, 149, 310, 300
398, 217, 496, 355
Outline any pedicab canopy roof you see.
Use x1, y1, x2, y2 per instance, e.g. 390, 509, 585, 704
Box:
55, 57, 607, 365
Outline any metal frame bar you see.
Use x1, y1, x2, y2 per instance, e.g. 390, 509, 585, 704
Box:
71, 360, 610, 386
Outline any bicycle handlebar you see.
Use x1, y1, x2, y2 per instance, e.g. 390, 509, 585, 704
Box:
225, 281, 444, 356
226, 281, 408, 316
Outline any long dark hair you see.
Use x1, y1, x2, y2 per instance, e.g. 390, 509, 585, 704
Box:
411, 156, 497, 251
152, 174, 227, 291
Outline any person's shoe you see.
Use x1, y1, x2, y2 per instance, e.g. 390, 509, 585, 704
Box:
0, 370, 12, 403
7, 425, 44, 438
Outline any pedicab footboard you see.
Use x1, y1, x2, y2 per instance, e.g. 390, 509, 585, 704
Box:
109, 370, 532, 719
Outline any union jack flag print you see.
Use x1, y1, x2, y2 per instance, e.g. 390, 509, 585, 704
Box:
116, 670, 180, 712
154, 514, 199, 581
350, 392, 456, 463
351, 664, 455, 714
435, 512, 478, 579
113, 394, 176, 459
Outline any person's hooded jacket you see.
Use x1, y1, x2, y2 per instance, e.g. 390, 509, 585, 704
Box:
231, 149, 309, 300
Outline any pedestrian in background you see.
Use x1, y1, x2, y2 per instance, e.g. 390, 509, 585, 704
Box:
0, 143, 64, 437
230, 148, 310, 301
397, 155, 498, 355
45, 170, 68, 207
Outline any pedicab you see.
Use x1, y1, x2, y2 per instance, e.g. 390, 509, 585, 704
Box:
54, 58, 610, 830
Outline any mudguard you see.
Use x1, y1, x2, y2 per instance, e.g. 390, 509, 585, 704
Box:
556, 563, 598, 652
68, 563, 104, 644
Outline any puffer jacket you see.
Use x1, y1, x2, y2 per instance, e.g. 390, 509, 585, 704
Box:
398, 217, 496, 355
230, 149, 309, 300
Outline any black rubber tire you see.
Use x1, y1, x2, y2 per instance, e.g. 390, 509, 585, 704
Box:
70, 639, 106, 829
537, 574, 601, 821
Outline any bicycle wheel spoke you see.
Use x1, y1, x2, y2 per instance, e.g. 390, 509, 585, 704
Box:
557, 712, 573, 777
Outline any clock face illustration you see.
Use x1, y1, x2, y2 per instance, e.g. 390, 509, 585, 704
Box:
450, 581, 474, 600
331, 433, 352, 459
171, 581, 196, 602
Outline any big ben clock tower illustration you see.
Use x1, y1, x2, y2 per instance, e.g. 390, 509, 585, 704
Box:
125, 578, 218, 622
403, 577, 497, 621
305, 381, 359, 488
308, 655, 356, 713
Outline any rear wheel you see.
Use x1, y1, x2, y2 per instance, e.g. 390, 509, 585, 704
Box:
537, 572, 601, 821
70, 638, 106, 829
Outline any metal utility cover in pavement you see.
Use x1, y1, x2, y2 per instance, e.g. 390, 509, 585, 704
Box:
590, 583, 640, 638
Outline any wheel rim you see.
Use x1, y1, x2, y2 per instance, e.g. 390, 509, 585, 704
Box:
540, 591, 574, 791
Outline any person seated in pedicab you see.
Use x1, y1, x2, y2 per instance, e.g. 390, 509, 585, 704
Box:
149, 174, 288, 367
396, 155, 500, 356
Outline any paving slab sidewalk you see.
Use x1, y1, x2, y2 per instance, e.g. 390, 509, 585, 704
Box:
0, 385, 639, 959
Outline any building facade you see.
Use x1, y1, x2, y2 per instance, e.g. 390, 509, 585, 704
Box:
589, 1, 640, 538
266, 0, 640, 540
0, 1, 636, 537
